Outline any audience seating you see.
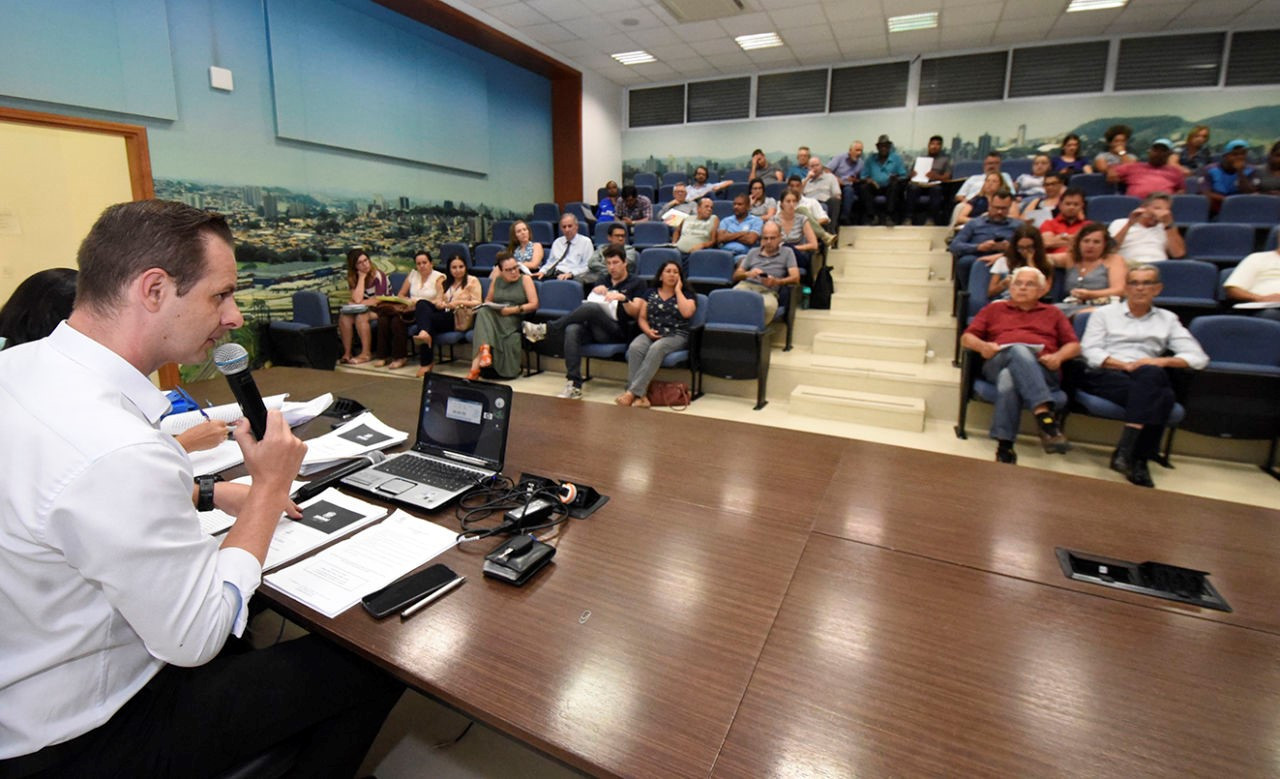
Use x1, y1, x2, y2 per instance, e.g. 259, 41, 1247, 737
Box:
1086, 195, 1140, 225
388, 271, 407, 293
764, 181, 788, 200
1065, 311, 1183, 466
1154, 260, 1220, 323
632, 222, 673, 252
1265, 225, 1279, 251
953, 347, 1068, 440
1069, 173, 1112, 197
1180, 316, 1280, 478
721, 169, 750, 185
658, 292, 709, 400
699, 288, 771, 410
1184, 223, 1254, 266
438, 242, 471, 267
593, 221, 622, 245
472, 243, 503, 272
638, 247, 681, 278
657, 185, 675, 204
1216, 194, 1280, 230
711, 200, 734, 220
1002, 158, 1033, 178
491, 220, 513, 245
267, 290, 339, 370
661, 171, 687, 187
636, 185, 655, 203
431, 276, 491, 364
528, 220, 556, 248
686, 249, 736, 291
596, 187, 611, 205
563, 202, 595, 230
1171, 194, 1209, 226
633, 173, 658, 190
952, 161, 983, 180
724, 182, 749, 202
533, 278, 583, 320
532, 202, 560, 223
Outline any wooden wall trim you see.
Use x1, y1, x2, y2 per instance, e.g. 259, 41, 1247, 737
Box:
374, 0, 583, 203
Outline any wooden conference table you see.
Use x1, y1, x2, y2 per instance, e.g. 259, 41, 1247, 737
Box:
198, 368, 1280, 777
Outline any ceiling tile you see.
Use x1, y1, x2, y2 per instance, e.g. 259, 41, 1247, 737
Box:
560, 17, 604, 39
940, 22, 994, 47
838, 34, 890, 59
747, 47, 799, 65
485, 3, 553, 27
673, 20, 728, 42
599, 6, 668, 30
822, 3, 884, 23
524, 22, 583, 44
646, 42, 700, 59
951, 1, 1005, 24
780, 24, 838, 45
716, 11, 776, 36
526, 0, 591, 22
593, 32, 644, 53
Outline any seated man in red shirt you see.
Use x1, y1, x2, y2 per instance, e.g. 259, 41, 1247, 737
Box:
1107, 138, 1185, 199
961, 266, 1081, 464
1039, 186, 1090, 263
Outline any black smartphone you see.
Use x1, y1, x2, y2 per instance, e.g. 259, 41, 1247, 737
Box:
361, 563, 458, 619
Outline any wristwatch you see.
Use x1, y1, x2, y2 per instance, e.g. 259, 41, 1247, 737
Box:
196, 475, 220, 512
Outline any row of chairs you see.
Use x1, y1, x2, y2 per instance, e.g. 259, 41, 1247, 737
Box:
956, 314, 1280, 476
1080, 193, 1280, 230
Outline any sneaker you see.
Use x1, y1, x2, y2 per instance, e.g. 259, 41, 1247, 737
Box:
523, 321, 547, 343
1036, 412, 1070, 454
556, 381, 582, 400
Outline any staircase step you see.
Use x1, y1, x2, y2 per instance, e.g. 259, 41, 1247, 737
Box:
769, 349, 958, 420
837, 280, 952, 311
794, 310, 957, 359
831, 292, 931, 316
789, 384, 926, 431
831, 248, 952, 280
812, 333, 928, 363
851, 236, 934, 252
833, 264, 932, 283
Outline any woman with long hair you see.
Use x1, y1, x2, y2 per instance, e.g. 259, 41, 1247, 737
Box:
987, 225, 1054, 300
338, 248, 388, 365
1056, 223, 1126, 318
747, 177, 778, 222
772, 190, 818, 268
508, 219, 544, 275
1174, 125, 1212, 174
412, 253, 482, 377
955, 173, 1007, 226
616, 260, 697, 407
1053, 133, 1092, 177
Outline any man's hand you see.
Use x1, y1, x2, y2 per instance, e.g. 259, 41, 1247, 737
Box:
977, 240, 997, 252
1039, 351, 1065, 372
1128, 207, 1146, 223
976, 340, 1000, 360
1130, 356, 1165, 369
557, 272, 573, 281
591, 284, 607, 296
234, 411, 307, 495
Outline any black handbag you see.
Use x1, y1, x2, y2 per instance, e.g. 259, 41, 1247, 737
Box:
809, 266, 835, 309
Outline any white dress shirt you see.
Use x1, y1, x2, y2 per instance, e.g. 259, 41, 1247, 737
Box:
798, 194, 829, 222
1081, 302, 1209, 370
545, 234, 594, 278
0, 323, 260, 757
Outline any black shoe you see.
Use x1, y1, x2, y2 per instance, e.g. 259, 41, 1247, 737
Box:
1110, 447, 1133, 478
996, 446, 1017, 464
1036, 413, 1070, 454
1128, 459, 1155, 488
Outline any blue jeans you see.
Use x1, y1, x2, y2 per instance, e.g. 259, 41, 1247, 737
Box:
982, 345, 1060, 441
627, 332, 689, 396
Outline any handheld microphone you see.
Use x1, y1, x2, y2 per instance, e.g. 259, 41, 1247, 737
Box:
290, 451, 387, 503
212, 343, 268, 440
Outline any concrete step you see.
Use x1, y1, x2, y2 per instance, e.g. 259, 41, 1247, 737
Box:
832, 264, 933, 283
851, 236, 934, 253
835, 279, 953, 311
831, 292, 931, 316
789, 384, 926, 432
829, 248, 952, 281
769, 349, 959, 420
841, 224, 949, 243
793, 310, 957, 359
812, 332, 928, 363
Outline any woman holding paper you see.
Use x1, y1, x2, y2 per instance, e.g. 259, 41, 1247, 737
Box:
467, 253, 538, 380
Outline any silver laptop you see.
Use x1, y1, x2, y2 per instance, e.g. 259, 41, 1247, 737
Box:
341, 373, 513, 511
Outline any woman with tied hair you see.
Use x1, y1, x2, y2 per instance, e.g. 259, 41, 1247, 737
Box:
1056, 222, 1127, 319
616, 260, 697, 408
747, 177, 778, 222
772, 190, 818, 269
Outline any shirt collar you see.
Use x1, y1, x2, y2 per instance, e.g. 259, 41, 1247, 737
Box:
47, 321, 173, 424
1001, 299, 1048, 313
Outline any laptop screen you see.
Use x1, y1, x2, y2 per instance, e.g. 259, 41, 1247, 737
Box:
414, 374, 512, 469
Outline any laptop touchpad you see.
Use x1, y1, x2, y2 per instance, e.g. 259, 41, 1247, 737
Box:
377, 478, 418, 495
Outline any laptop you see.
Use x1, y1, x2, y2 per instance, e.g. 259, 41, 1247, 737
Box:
341, 373, 513, 511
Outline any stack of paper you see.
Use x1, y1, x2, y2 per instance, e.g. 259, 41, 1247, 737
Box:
184, 393, 342, 477
299, 412, 408, 475
265, 511, 459, 617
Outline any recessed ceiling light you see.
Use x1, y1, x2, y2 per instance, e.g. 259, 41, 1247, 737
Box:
1066, 0, 1127, 11
735, 32, 783, 51
887, 12, 938, 33
612, 50, 656, 65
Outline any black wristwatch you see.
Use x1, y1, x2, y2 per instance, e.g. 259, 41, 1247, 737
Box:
196, 475, 220, 512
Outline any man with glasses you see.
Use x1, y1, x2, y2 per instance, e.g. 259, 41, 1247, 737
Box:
1079, 264, 1208, 487
949, 189, 1023, 289
732, 221, 799, 326
963, 266, 1079, 463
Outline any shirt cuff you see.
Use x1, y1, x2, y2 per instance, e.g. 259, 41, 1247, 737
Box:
216, 546, 263, 637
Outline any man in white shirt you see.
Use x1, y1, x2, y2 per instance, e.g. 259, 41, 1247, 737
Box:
1107, 192, 1186, 263
685, 165, 732, 199
786, 174, 837, 247
541, 213, 594, 280
955, 152, 1015, 202
1079, 264, 1208, 487
0, 200, 401, 776
1224, 249, 1280, 322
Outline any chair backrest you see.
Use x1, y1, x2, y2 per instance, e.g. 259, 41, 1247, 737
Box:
1171, 194, 1210, 226
388, 271, 407, 293
638, 247, 681, 278
292, 290, 331, 326
636, 185, 655, 202
531, 202, 560, 223
632, 221, 672, 247
1003, 158, 1033, 178
1154, 260, 1218, 299
661, 171, 687, 187
1086, 195, 1140, 225
952, 161, 983, 179
1217, 266, 1235, 301
528, 220, 556, 248
721, 169, 750, 184
1267, 224, 1280, 251
594, 220, 625, 245
1217, 194, 1280, 228
705, 288, 764, 331
1070, 173, 1112, 197
658, 185, 675, 204
439, 241, 472, 266
563, 202, 594, 227
491, 220, 513, 244
966, 261, 993, 321
690, 292, 710, 330
724, 182, 750, 202
596, 187, 611, 205
472, 243, 503, 272
633, 172, 658, 189
687, 249, 735, 284
1189, 315, 1280, 366
478, 275, 491, 300
711, 200, 734, 219
534, 278, 584, 317
1185, 223, 1255, 262
1072, 310, 1091, 340
764, 181, 788, 200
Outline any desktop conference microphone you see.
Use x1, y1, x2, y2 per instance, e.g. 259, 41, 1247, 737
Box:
290, 451, 387, 503
212, 343, 268, 440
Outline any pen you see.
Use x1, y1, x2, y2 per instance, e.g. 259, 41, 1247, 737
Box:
176, 386, 209, 420
400, 576, 465, 619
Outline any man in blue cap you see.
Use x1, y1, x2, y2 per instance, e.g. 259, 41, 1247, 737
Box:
1201, 139, 1256, 214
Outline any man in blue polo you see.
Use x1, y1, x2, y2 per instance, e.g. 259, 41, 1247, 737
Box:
716, 194, 763, 256
1200, 139, 1256, 215
949, 189, 1023, 289
861, 134, 908, 226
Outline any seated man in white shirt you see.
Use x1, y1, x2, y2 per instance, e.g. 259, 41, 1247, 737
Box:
686, 165, 732, 199
1078, 264, 1208, 487
1106, 192, 1186, 264
0, 200, 401, 776
540, 213, 595, 280
786, 174, 837, 247
955, 152, 1015, 203
1224, 248, 1280, 322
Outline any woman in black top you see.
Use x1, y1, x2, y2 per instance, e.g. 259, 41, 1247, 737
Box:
617, 261, 696, 407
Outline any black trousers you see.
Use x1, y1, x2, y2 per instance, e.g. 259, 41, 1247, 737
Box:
3, 634, 403, 779
547, 305, 627, 385
859, 178, 904, 221
413, 301, 456, 366
1078, 365, 1176, 458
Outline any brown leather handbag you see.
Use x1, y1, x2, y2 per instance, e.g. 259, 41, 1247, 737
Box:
646, 380, 691, 410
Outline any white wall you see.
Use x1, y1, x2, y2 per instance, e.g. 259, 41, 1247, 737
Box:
581, 70, 623, 201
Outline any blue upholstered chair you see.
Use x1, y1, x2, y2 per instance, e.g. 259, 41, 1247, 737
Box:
1217, 194, 1280, 229
438, 242, 471, 267
472, 243, 503, 273
266, 290, 339, 369
531, 202, 560, 223
661, 171, 687, 187
1153, 260, 1221, 324
1184, 223, 1254, 267
633, 172, 658, 189
528, 220, 555, 248
638, 248, 680, 279
1070, 173, 1112, 197
490, 220, 513, 245
1171, 194, 1209, 227
686, 249, 735, 291
699, 289, 771, 410
632, 223, 673, 252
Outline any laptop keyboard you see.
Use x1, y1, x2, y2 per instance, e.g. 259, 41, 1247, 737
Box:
377, 454, 485, 491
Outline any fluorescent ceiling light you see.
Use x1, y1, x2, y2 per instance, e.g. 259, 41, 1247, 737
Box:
1066, 0, 1127, 11
735, 32, 783, 51
612, 50, 656, 65
887, 12, 938, 33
